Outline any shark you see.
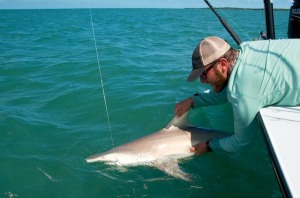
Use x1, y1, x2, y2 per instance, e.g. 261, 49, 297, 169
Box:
86, 112, 229, 181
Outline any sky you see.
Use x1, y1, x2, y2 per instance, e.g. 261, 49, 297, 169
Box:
0, 0, 294, 9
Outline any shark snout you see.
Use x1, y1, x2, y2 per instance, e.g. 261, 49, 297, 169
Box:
86, 152, 118, 163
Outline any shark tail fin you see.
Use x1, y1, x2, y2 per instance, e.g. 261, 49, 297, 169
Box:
165, 111, 191, 129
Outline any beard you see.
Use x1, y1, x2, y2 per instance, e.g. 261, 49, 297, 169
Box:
212, 68, 228, 93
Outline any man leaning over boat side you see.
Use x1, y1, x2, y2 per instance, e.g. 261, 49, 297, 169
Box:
175, 36, 300, 155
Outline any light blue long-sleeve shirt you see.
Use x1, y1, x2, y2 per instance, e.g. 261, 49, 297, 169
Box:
191, 39, 300, 152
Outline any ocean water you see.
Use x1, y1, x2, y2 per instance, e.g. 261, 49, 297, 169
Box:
0, 8, 289, 197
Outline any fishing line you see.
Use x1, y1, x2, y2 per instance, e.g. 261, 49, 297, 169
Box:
218, 8, 252, 41
88, 4, 115, 149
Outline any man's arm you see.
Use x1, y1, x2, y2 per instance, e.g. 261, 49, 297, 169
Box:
210, 118, 258, 152
192, 88, 228, 107
175, 88, 228, 116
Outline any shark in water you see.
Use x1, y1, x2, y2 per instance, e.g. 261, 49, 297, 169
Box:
86, 112, 229, 181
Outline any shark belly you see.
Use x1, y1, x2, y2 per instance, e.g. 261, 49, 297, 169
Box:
86, 128, 193, 165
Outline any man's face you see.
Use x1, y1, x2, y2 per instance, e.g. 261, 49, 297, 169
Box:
200, 58, 228, 93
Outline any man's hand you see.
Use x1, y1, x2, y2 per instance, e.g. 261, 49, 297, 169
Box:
174, 98, 194, 117
190, 142, 209, 156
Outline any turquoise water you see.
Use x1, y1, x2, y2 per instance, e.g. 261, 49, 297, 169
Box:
0, 8, 289, 197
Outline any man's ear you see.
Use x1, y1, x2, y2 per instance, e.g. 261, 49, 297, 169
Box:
220, 58, 228, 73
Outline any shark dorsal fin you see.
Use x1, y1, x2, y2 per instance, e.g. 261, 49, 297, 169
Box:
165, 111, 191, 129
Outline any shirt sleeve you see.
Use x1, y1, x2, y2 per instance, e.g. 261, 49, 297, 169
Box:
191, 88, 228, 107
210, 95, 262, 152
210, 119, 258, 152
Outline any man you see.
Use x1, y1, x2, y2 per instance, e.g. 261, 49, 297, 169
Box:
175, 36, 300, 155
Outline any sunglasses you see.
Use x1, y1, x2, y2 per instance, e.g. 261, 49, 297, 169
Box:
200, 56, 226, 79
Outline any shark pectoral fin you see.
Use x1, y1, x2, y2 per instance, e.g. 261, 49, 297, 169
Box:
153, 158, 192, 182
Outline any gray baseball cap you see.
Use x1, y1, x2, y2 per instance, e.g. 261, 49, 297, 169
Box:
187, 36, 230, 82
